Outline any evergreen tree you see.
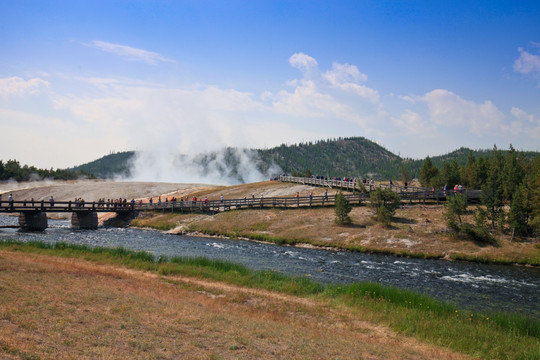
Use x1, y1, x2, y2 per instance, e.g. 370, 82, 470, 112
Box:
460, 151, 476, 188
334, 191, 352, 225
508, 183, 532, 239
438, 160, 461, 188
419, 156, 438, 187
472, 156, 489, 189
444, 193, 468, 231
481, 146, 505, 228
369, 188, 401, 226
529, 155, 540, 236
400, 165, 411, 185
502, 145, 523, 202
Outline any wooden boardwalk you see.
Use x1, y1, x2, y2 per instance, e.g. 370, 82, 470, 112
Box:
0, 200, 135, 213
0, 177, 481, 217
278, 175, 482, 203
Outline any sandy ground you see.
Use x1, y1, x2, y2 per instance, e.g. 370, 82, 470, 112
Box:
0, 180, 217, 202
0, 180, 323, 203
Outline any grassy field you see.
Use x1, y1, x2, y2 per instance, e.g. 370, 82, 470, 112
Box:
0, 241, 538, 359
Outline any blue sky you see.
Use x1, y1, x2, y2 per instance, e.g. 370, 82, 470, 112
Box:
1, 0, 539, 170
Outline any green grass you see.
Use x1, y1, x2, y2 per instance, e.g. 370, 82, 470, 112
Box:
1, 239, 538, 360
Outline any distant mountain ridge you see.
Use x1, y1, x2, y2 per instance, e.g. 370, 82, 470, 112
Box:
67, 137, 538, 181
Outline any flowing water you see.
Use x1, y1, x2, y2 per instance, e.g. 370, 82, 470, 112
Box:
0, 215, 538, 318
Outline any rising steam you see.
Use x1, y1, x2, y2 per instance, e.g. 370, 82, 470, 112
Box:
127, 147, 281, 185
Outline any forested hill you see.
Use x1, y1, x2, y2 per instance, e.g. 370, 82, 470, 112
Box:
405, 147, 539, 179
257, 137, 401, 178
68, 137, 404, 180
65, 138, 538, 181
68, 151, 135, 179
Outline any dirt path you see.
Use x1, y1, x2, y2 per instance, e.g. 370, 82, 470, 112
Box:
0, 250, 470, 360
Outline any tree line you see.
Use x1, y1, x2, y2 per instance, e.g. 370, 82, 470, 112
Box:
418, 145, 539, 239
0, 159, 91, 181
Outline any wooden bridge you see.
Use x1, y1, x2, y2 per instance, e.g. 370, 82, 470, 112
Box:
278, 175, 482, 202
1, 177, 481, 231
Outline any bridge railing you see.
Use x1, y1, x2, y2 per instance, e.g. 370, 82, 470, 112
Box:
278, 175, 481, 201
0, 200, 135, 213
134, 193, 369, 213
0, 185, 483, 215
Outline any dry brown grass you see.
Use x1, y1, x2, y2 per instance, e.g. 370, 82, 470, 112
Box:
0, 250, 470, 359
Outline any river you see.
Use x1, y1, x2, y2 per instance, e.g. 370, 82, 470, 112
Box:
0, 215, 538, 319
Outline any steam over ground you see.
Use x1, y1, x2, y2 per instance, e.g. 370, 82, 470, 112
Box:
128, 147, 281, 185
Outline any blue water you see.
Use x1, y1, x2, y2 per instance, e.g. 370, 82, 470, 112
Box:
0, 215, 538, 318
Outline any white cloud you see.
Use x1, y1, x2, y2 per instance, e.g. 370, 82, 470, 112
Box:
273, 80, 352, 118
510, 107, 540, 138
418, 89, 505, 135
398, 95, 416, 103
323, 62, 368, 85
323, 63, 378, 103
87, 40, 176, 64
0, 77, 50, 96
273, 53, 383, 128
511, 106, 536, 123
0, 107, 125, 168
513, 47, 540, 75
392, 110, 431, 135
289, 52, 318, 72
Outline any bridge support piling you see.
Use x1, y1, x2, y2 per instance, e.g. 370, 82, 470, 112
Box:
71, 211, 98, 230
18, 212, 48, 231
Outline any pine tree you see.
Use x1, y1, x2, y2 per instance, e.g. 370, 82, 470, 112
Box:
502, 145, 523, 202
419, 156, 438, 187
444, 193, 468, 231
529, 155, 540, 236
369, 188, 401, 226
460, 151, 476, 188
334, 191, 352, 225
508, 183, 532, 239
473, 156, 489, 189
400, 165, 411, 185
481, 146, 505, 228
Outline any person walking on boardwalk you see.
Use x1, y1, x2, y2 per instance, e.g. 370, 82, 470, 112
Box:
49, 196, 54, 207
220, 194, 224, 204
8, 193, 14, 210
324, 189, 328, 201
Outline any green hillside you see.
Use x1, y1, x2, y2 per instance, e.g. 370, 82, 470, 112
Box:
257, 137, 401, 179
65, 139, 538, 182
406, 147, 539, 179
68, 151, 135, 179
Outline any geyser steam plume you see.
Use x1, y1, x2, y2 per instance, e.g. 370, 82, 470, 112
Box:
128, 147, 282, 185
